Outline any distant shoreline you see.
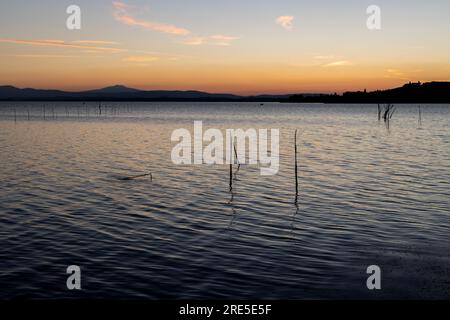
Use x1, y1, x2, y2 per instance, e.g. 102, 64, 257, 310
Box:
1, 100, 450, 104
1, 81, 450, 103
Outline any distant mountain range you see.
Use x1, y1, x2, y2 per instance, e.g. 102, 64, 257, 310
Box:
0, 82, 449, 102
0, 84, 294, 102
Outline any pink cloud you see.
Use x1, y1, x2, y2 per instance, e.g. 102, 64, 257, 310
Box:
0, 39, 125, 53
113, 1, 190, 36
276, 16, 294, 30
322, 61, 353, 67
182, 35, 239, 46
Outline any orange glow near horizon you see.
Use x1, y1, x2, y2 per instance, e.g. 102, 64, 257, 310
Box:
2, 56, 449, 94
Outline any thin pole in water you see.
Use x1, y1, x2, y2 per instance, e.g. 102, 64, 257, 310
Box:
294, 129, 299, 203
230, 133, 234, 192
418, 105, 422, 126
229, 140, 233, 191
229, 163, 233, 191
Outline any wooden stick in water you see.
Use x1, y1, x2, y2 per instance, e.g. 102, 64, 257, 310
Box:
233, 143, 240, 177
120, 172, 153, 181
229, 140, 234, 191
229, 163, 233, 191
294, 129, 299, 201
418, 105, 422, 126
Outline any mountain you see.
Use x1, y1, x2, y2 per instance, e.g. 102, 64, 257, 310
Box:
0, 84, 339, 102
0, 86, 69, 100
289, 82, 450, 103
0, 85, 248, 101
1, 82, 449, 102
84, 85, 142, 94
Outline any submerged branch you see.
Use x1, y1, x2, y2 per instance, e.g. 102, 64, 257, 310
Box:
119, 172, 153, 181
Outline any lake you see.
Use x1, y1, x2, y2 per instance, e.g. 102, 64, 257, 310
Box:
0, 102, 449, 299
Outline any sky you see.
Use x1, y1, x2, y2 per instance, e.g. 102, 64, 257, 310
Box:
1, 0, 450, 94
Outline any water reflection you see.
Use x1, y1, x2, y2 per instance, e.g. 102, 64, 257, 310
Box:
289, 202, 301, 240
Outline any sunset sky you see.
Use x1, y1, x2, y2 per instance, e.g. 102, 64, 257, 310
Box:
1, 0, 450, 94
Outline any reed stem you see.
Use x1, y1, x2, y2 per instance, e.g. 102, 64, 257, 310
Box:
229, 140, 233, 191
294, 129, 299, 202
418, 105, 422, 126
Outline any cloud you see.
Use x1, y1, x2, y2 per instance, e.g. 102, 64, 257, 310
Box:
182, 37, 205, 46
384, 68, 417, 80
123, 55, 159, 63
12, 54, 78, 58
0, 38, 125, 53
182, 35, 239, 46
386, 69, 405, 77
132, 49, 192, 60
322, 60, 352, 67
209, 35, 240, 46
112, 2, 239, 47
70, 40, 120, 45
276, 16, 294, 31
113, 1, 190, 35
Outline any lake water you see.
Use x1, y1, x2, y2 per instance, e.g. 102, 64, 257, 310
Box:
0, 102, 449, 299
